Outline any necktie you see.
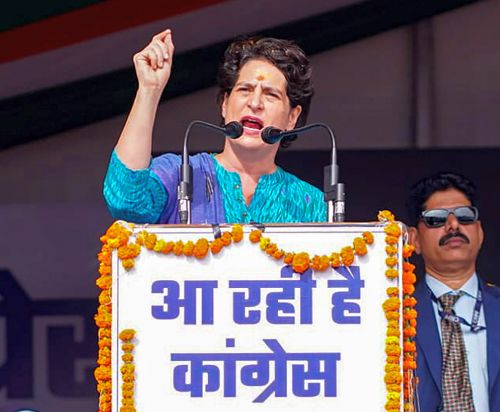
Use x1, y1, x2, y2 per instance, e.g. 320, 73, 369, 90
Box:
439, 292, 475, 412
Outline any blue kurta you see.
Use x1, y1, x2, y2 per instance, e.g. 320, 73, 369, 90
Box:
104, 150, 326, 224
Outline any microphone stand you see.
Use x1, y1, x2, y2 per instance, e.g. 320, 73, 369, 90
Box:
321, 123, 345, 223
261, 123, 345, 222
178, 122, 195, 224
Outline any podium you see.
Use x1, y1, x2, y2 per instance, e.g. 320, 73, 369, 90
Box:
95, 220, 417, 412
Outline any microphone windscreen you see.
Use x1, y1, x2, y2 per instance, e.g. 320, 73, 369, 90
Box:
261, 126, 283, 144
224, 121, 243, 139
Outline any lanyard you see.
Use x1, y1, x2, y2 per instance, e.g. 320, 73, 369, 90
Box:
429, 286, 486, 333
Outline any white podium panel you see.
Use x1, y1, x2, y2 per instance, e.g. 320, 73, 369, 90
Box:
111, 223, 403, 411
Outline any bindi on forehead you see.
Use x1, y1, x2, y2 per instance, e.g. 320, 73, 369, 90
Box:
255, 69, 271, 81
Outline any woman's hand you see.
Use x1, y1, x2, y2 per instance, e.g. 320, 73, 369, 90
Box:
133, 29, 175, 92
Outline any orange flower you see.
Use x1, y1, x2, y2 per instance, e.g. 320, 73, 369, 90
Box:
122, 343, 134, 353
386, 287, 399, 297
99, 263, 112, 277
362, 231, 374, 245
385, 363, 400, 373
385, 311, 400, 321
98, 337, 111, 350
265, 242, 278, 256
94, 365, 111, 381
122, 373, 135, 383
120, 364, 135, 374
387, 320, 399, 330
403, 297, 417, 307
99, 291, 111, 306
97, 380, 111, 393
385, 235, 399, 245
385, 268, 399, 279
210, 238, 224, 255
385, 345, 401, 357
403, 284, 415, 295
403, 341, 416, 352
403, 272, 417, 284
383, 297, 400, 312
221, 231, 232, 246
122, 382, 134, 391
182, 241, 195, 256
311, 255, 330, 271
121, 259, 135, 270
386, 355, 400, 365
385, 257, 398, 267
272, 249, 285, 260
249, 229, 262, 243
353, 237, 367, 256
161, 241, 174, 254
403, 360, 417, 370
119, 329, 136, 341
330, 252, 341, 268
95, 313, 112, 328
193, 238, 209, 259
403, 309, 417, 320
122, 353, 134, 362
231, 225, 244, 243
384, 371, 402, 384
403, 244, 415, 258
403, 262, 416, 273
387, 327, 400, 337
385, 245, 398, 255
96, 275, 112, 290
283, 252, 295, 265
387, 384, 401, 393
403, 327, 417, 338
340, 246, 355, 266
292, 252, 310, 274
99, 328, 112, 339
173, 240, 184, 256
384, 223, 401, 237
144, 233, 157, 250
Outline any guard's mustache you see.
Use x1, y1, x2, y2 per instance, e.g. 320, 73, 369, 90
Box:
439, 231, 469, 246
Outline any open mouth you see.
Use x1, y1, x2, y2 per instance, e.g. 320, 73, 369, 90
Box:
240, 116, 264, 131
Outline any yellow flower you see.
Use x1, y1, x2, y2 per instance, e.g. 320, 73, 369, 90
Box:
231, 225, 244, 243
378, 210, 395, 222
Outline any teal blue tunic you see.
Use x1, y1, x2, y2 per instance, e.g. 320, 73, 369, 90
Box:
104, 150, 326, 224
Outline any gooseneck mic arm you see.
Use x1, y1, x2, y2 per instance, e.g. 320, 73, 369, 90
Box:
178, 120, 243, 224
261, 123, 345, 222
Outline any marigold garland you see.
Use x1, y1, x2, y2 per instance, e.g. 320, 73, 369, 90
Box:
119, 329, 136, 412
248, 228, 375, 273
378, 210, 417, 412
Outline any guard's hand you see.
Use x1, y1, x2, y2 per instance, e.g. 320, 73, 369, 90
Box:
133, 29, 174, 92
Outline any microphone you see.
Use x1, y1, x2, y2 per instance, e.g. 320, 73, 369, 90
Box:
178, 121, 243, 224
260, 123, 346, 222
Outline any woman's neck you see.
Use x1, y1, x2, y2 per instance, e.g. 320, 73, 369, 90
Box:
216, 143, 278, 176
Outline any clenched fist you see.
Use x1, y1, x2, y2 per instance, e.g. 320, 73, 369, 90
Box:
133, 29, 175, 92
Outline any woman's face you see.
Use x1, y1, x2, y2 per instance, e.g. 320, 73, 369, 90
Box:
221, 58, 301, 148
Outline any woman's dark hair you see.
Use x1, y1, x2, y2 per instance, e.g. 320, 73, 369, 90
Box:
406, 172, 478, 226
216, 36, 314, 148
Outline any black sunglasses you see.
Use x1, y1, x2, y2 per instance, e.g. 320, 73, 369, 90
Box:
420, 206, 479, 228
